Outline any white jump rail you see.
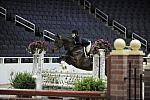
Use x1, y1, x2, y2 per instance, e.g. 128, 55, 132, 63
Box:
15, 15, 35, 33
112, 20, 127, 39
143, 56, 150, 65
0, 6, 7, 20
43, 83, 73, 88
43, 30, 55, 41
42, 71, 92, 88
132, 32, 147, 51
84, 0, 91, 13
95, 8, 108, 24
0, 57, 59, 64
143, 57, 150, 59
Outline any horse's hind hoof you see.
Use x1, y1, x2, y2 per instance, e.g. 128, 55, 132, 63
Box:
57, 58, 62, 63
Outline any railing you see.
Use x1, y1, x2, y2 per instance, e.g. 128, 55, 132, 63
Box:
124, 62, 143, 100
132, 32, 147, 51
0, 57, 59, 64
84, 0, 91, 13
15, 15, 35, 33
0, 6, 7, 20
112, 20, 127, 38
43, 30, 55, 41
0, 89, 106, 99
95, 8, 108, 24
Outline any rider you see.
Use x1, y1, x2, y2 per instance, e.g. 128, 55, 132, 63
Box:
71, 30, 81, 46
71, 30, 91, 58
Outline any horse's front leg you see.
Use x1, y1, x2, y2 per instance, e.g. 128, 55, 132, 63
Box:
57, 55, 66, 63
57, 53, 71, 62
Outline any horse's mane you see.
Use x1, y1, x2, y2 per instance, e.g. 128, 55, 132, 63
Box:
61, 36, 75, 50
62, 36, 73, 42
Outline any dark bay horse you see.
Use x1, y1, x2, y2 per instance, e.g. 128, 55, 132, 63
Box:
51, 34, 93, 71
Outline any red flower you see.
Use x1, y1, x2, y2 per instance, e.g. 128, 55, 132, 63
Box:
27, 41, 48, 54
91, 39, 112, 54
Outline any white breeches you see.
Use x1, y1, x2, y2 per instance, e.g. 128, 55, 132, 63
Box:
85, 41, 91, 53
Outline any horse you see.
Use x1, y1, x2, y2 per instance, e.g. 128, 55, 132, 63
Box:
51, 34, 93, 71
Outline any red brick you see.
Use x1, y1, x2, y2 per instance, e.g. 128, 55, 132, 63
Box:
116, 96, 125, 100
110, 56, 119, 59
111, 69, 124, 74
111, 80, 124, 84
128, 55, 140, 59
110, 96, 117, 100
111, 74, 124, 79
117, 84, 125, 90
111, 84, 117, 90
108, 55, 142, 100
118, 56, 124, 59
111, 64, 127, 69
111, 90, 125, 96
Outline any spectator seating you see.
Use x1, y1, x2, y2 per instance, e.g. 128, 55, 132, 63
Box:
87, 0, 150, 51
0, 0, 128, 57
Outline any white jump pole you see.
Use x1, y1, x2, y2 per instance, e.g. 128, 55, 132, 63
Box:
92, 49, 107, 80
32, 49, 45, 90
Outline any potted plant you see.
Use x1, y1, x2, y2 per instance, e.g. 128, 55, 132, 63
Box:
27, 41, 48, 54
73, 77, 106, 99
10, 72, 36, 97
91, 38, 112, 55
73, 76, 106, 91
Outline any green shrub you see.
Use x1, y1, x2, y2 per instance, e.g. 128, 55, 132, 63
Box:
73, 77, 105, 91
11, 72, 36, 89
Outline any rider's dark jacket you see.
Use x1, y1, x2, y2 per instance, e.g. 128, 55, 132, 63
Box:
73, 35, 90, 47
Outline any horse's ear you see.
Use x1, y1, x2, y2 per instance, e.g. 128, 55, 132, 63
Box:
56, 34, 61, 39
56, 34, 59, 37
